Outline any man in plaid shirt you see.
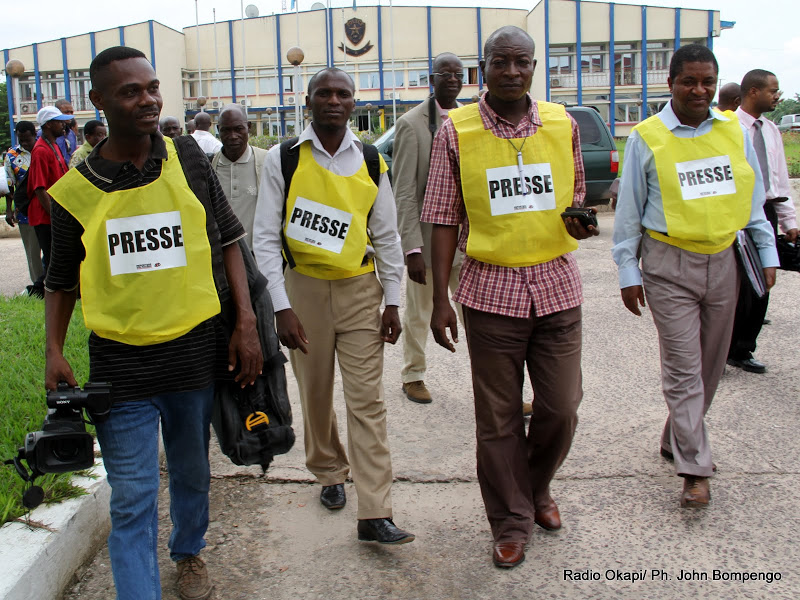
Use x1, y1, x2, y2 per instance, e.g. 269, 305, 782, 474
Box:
421, 25, 597, 569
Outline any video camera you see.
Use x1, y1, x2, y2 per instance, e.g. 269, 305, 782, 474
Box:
4, 382, 112, 509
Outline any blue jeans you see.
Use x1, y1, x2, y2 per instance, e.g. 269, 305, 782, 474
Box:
95, 386, 214, 600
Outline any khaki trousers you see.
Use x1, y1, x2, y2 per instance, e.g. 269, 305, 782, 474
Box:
463, 305, 583, 544
285, 268, 393, 519
401, 266, 463, 383
19, 223, 44, 284
641, 234, 739, 478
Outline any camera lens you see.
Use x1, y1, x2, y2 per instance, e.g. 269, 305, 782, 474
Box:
52, 439, 83, 462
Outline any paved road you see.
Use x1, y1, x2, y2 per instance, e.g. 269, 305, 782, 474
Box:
11, 213, 800, 599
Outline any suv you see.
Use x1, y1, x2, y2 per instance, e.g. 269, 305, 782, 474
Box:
376, 105, 618, 205
778, 114, 800, 133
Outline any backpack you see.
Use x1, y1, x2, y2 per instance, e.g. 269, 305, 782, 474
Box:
173, 135, 295, 471
278, 137, 381, 269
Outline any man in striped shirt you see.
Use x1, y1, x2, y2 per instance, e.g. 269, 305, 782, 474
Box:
421, 25, 596, 569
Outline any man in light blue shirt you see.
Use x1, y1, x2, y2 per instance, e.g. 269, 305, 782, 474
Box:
612, 44, 778, 509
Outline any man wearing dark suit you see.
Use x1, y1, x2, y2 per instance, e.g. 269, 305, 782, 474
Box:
393, 52, 464, 404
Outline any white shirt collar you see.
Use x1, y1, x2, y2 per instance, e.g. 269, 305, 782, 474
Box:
660, 100, 726, 130
294, 123, 362, 159
217, 144, 253, 166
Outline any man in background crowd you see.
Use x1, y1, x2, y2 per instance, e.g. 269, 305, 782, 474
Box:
191, 112, 222, 157
160, 116, 182, 139
3, 120, 44, 296
727, 69, 798, 374
211, 104, 268, 249
392, 52, 464, 405
716, 82, 741, 112
28, 106, 72, 286
69, 120, 107, 168
54, 99, 77, 164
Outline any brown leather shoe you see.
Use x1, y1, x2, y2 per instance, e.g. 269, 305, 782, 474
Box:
680, 476, 710, 508
402, 381, 432, 404
492, 541, 525, 568
176, 555, 213, 600
534, 496, 562, 530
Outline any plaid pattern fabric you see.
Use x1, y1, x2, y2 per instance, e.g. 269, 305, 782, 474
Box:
421, 95, 586, 318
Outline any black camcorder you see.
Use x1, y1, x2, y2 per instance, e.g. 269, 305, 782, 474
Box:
21, 382, 112, 475
5, 383, 112, 510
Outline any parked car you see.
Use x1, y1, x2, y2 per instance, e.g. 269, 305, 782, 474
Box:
777, 114, 800, 133
375, 104, 618, 205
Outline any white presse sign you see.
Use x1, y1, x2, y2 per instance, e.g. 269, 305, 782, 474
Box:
285, 196, 352, 254
485, 163, 556, 216
675, 155, 737, 201
106, 211, 187, 276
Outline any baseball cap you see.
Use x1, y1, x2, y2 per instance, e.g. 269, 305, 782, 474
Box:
37, 106, 74, 127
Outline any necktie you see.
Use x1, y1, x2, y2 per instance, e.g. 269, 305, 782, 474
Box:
752, 119, 770, 194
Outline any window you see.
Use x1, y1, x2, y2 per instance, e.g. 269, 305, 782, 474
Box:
615, 102, 641, 123
647, 41, 671, 71
211, 78, 233, 97
359, 71, 380, 90
69, 71, 92, 111
581, 45, 604, 73
614, 44, 637, 85
407, 61, 429, 88
235, 69, 257, 96
549, 46, 573, 75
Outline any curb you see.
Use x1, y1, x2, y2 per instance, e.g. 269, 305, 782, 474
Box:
0, 456, 110, 600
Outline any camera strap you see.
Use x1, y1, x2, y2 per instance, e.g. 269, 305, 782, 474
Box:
4, 451, 45, 509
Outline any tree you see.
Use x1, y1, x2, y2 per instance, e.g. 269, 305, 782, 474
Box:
0, 83, 10, 150
764, 93, 800, 125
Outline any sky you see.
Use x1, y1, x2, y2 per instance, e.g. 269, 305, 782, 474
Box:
4, 0, 799, 99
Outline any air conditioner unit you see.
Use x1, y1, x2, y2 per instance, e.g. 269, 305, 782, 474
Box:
239, 98, 252, 107
550, 78, 561, 88
386, 92, 400, 100
286, 96, 296, 105
20, 102, 37, 114
212, 100, 220, 108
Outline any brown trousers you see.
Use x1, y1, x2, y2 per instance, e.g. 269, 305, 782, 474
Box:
285, 269, 394, 520
463, 304, 583, 543
642, 234, 739, 478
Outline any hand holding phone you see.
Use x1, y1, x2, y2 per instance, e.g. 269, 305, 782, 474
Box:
560, 207, 598, 229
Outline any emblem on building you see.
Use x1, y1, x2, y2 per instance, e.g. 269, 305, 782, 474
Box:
339, 17, 374, 57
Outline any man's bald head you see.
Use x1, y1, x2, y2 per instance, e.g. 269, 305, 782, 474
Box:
717, 82, 741, 112
433, 52, 461, 73
194, 112, 212, 131
483, 26, 535, 62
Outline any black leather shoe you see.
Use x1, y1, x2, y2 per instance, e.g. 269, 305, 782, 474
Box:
726, 356, 766, 374
357, 518, 415, 544
320, 484, 346, 510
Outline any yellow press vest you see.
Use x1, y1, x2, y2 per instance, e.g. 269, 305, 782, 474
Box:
451, 101, 577, 267
48, 137, 220, 345
283, 141, 386, 280
635, 113, 754, 254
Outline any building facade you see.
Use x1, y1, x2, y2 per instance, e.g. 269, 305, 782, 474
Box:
3, 1, 731, 146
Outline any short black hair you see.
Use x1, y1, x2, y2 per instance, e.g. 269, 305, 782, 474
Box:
90, 46, 147, 90
484, 26, 535, 61
15, 121, 36, 136
307, 67, 354, 96
83, 120, 105, 136
741, 69, 776, 95
669, 43, 718, 81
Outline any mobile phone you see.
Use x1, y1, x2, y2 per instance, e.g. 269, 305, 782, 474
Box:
560, 207, 598, 229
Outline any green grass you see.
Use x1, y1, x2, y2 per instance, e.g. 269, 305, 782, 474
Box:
0, 296, 91, 526
783, 132, 800, 178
